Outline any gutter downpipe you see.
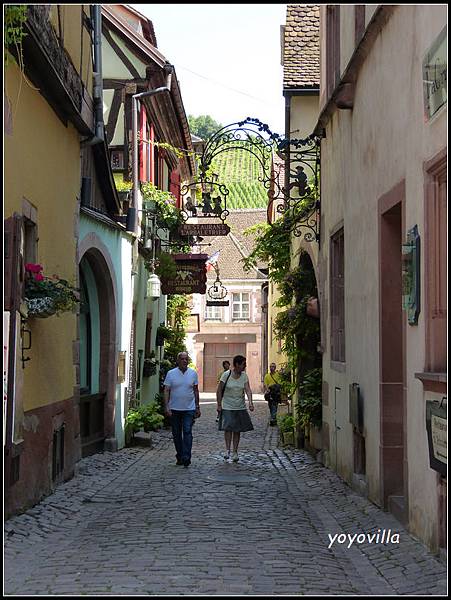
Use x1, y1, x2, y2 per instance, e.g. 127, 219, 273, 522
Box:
126, 64, 173, 233
81, 5, 104, 146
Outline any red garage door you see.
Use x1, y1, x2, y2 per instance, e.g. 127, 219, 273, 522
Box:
203, 343, 246, 392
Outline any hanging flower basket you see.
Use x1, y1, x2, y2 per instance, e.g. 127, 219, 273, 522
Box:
24, 263, 79, 319
143, 353, 158, 377
25, 296, 57, 318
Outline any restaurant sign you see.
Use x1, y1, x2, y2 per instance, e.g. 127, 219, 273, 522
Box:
178, 223, 230, 237
423, 26, 447, 120
160, 253, 207, 295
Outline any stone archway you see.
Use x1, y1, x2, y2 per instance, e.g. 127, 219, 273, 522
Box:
78, 243, 117, 457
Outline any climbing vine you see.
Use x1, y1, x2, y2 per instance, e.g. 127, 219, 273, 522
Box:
4, 5, 28, 66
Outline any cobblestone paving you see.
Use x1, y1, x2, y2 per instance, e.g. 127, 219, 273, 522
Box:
4, 398, 447, 596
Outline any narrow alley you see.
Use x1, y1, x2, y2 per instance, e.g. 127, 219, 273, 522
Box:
4, 398, 446, 596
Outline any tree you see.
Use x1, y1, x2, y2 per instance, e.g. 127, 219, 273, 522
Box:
188, 114, 223, 141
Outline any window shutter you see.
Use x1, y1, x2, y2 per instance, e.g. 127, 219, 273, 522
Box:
4, 214, 24, 311
139, 105, 147, 182
169, 170, 181, 207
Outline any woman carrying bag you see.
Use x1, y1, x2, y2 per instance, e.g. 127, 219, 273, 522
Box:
216, 354, 254, 462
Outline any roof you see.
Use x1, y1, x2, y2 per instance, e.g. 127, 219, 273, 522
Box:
202, 209, 268, 281
101, 6, 195, 177
283, 5, 320, 90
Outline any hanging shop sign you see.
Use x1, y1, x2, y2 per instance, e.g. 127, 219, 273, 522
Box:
206, 300, 229, 306
160, 253, 207, 295
178, 223, 230, 237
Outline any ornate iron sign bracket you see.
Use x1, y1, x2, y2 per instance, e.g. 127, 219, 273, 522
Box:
192, 117, 321, 245
206, 264, 229, 305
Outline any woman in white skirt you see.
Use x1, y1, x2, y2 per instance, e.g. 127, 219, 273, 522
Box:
216, 355, 254, 462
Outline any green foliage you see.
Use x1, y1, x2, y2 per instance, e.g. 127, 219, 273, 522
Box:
24, 263, 79, 316
210, 148, 268, 209
277, 413, 295, 433
125, 401, 164, 436
157, 295, 191, 390
153, 253, 177, 280
114, 178, 133, 192
272, 265, 320, 373
242, 217, 291, 284
4, 5, 27, 66
143, 351, 158, 378
188, 114, 223, 141
141, 182, 183, 232
297, 368, 322, 428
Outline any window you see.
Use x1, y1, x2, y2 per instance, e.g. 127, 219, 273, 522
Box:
232, 292, 250, 321
205, 304, 221, 321
330, 228, 345, 362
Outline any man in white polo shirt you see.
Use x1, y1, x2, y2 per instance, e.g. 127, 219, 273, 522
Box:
163, 352, 201, 467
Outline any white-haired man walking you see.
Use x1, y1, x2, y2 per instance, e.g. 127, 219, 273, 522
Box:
163, 352, 201, 467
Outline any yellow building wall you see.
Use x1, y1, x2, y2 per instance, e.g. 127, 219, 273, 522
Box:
5, 61, 80, 411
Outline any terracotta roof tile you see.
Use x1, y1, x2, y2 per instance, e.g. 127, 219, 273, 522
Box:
283, 5, 320, 89
202, 209, 268, 281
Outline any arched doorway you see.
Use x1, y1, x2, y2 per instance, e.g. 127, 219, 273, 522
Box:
79, 249, 116, 457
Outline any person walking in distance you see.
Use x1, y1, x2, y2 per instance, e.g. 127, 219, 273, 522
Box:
216, 355, 254, 462
163, 352, 201, 467
216, 360, 230, 423
264, 362, 282, 426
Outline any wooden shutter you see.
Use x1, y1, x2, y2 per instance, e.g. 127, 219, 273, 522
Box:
4, 214, 23, 311
169, 170, 181, 207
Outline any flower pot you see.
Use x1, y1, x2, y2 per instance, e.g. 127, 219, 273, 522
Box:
26, 297, 57, 318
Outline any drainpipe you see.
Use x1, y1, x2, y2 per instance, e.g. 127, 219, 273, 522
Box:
81, 5, 104, 146
126, 64, 174, 233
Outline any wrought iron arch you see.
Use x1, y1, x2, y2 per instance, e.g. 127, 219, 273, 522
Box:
185, 117, 321, 245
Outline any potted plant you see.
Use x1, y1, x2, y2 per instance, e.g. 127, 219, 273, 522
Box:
124, 401, 164, 445
277, 413, 295, 446
24, 263, 79, 318
297, 368, 322, 450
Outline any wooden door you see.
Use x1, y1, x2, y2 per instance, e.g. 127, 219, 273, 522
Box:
203, 343, 246, 392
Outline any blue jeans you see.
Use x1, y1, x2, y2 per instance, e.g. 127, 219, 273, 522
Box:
268, 399, 278, 421
171, 410, 195, 463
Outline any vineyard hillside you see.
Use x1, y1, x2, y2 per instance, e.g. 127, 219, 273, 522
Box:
210, 147, 269, 209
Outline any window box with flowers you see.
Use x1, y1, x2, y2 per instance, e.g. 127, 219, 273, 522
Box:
24, 263, 80, 318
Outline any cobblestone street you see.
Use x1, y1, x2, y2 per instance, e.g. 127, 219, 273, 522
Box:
4, 398, 447, 596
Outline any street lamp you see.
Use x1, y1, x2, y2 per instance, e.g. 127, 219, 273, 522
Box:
147, 273, 161, 300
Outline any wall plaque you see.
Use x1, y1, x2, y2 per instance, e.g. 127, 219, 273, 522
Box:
425, 398, 447, 476
423, 26, 447, 120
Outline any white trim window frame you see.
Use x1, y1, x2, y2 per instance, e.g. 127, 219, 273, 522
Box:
205, 303, 222, 321
232, 292, 250, 322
